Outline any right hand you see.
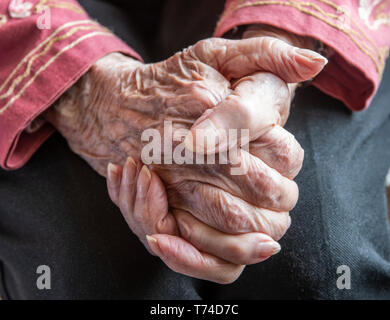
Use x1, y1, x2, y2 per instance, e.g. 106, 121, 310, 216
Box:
45, 37, 326, 247
107, 157, 283, 284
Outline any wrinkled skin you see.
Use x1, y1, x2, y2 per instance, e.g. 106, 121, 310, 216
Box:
107, 157, 285, 284
45, 35, 326, 283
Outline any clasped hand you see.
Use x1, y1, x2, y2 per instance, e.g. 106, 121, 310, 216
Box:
45, 35, 327, 283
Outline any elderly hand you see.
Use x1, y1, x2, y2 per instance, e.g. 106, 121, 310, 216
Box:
45, 36, 326, 282
185, 24, 321, 155
107, 157, 282, 284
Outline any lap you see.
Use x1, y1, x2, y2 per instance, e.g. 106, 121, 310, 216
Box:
0, 134, 199, 299
1, 0, 389, 299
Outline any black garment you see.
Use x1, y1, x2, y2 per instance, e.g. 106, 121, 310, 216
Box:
0, 0, 389, 299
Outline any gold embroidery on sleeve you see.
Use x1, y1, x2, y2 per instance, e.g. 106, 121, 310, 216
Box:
217, 0, 389, 74
0, 24, 103, 100
35, 0, 84, 15
0, 14, 7, 28
359, 0, 390, 30
0, 30, 114, 115
0, 20, 97, 95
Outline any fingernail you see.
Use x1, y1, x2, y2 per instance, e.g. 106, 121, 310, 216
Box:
122, 157, 137, 186
126, 156, 136, 167
137, 165, 151, 196
146, 235, 157, 243
141, 165, 151, 180
296, 48, 328, 65
107, 162, 119, 179
258, 241, 281, 257
146, 235, 161, 256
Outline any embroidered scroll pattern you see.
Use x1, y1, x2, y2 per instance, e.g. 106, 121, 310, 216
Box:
359, 0, 390, 30
217, 0, 390, 74
34, 0, 84, 15
0, 14, 7, 28
0, 20, 114, 115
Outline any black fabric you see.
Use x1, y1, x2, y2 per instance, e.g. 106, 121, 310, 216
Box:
0, 0, 389, 299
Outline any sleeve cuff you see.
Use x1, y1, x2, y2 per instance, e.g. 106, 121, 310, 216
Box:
0, 22, 140, 170
214, 0, 390, 111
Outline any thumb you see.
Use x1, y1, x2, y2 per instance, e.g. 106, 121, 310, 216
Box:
185, 72, 291, 154
187, 37, 327, 83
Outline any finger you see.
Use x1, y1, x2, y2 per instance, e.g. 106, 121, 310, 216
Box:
169, 180, 291, 240
217, 148, 299, 212
228, 150, 299, 211
184, 72, 290, 154
117, 159, 178, 250
107, 162, 123, 205
250, 125, 304, 179
188, 37, 327, 82
133, 166, 178, 237
160, 148, 299, 213
118, 156, 139, 219
174, 210, 281, 265
146, 234, 245, 284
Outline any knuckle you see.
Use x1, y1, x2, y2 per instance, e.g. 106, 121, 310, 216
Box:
267, 179, 298, 213
272, 213, 291, 240
283, 180, 299, 211
224, 208, 251, 233
132, 208, 145, 225
191, 38, 217, 57
280, 139, 304, 178
188, 83, 219, 109
207, 188, 253, 233
260, 174, 285, 209
256, 166, 299, 211
258, 211, 291, 240
260, 36, 277, 52
285, 138, 304, 176
194, 38, 210, 50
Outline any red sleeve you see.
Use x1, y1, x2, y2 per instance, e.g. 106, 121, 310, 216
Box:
215, 0, 390, 111
0, 0, 141, 170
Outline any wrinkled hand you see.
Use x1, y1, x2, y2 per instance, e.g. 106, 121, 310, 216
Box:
107, 157, 282, 283
45, 37, 326, 283
45, 36, 325, 235
185, 25, 321, 155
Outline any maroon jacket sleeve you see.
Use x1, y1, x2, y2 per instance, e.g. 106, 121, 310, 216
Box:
0, 0, 141, 170
215, 0, 390, 112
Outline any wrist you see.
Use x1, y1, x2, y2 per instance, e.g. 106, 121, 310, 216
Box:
44, 53, 141, 125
